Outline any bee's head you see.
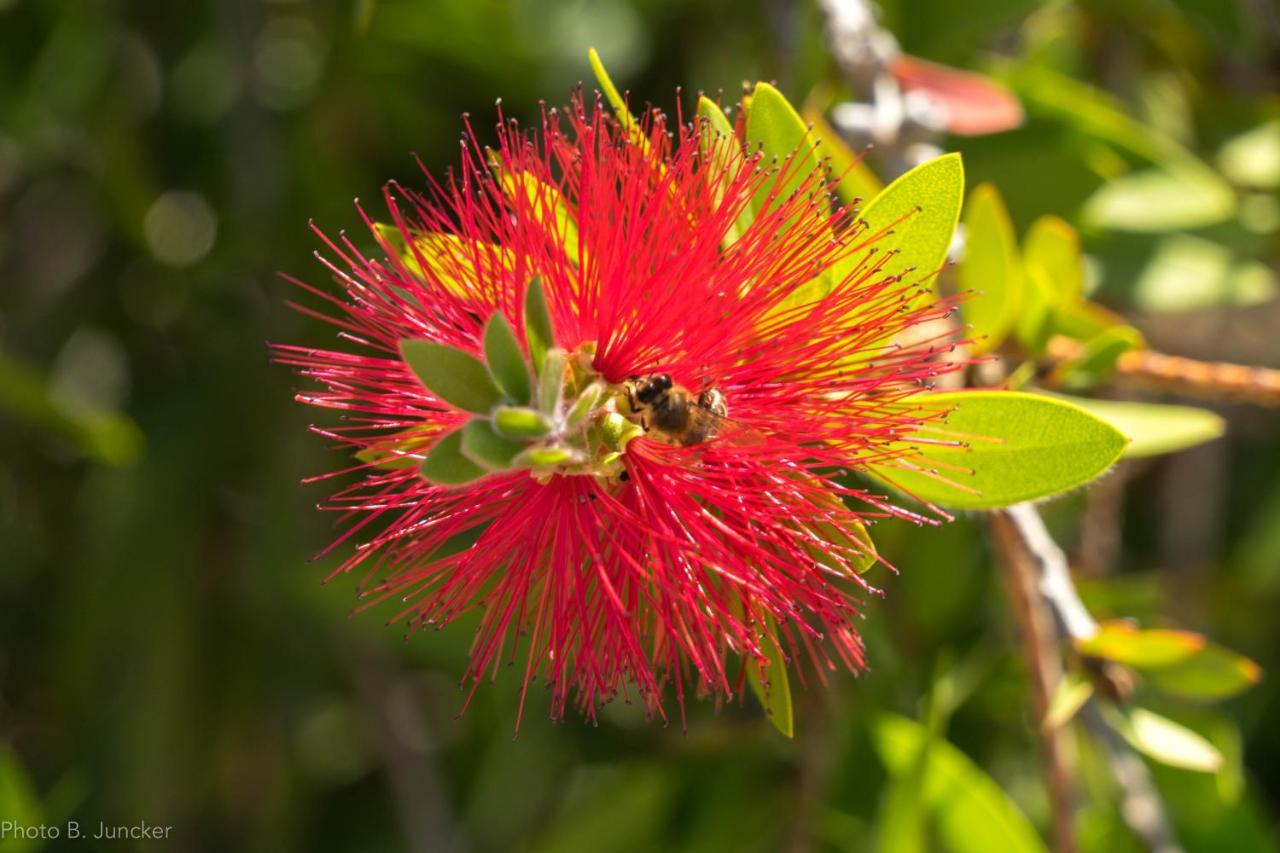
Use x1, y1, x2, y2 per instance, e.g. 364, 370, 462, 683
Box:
635, 373, 672, 404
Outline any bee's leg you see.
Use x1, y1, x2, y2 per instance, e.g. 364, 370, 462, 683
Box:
697, 388, 728, 418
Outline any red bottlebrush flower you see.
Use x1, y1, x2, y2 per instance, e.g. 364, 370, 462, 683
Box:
275, 93, 963, 725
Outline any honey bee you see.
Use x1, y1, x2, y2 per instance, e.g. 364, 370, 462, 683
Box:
623, 374, 731, 446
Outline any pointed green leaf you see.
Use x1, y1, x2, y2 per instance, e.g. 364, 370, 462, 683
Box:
1076, 621, 1205, 668
565, 381, 605, 433
494, 167, 581, 263
483, 313, 531, 404
1023, 215, 1083, 304
873, 714, 1047, 853
1116, 708, 1224, 773
1049, 325, 1145, 390
523, 276, 555, 372
491, 405, 553, 439
1015, 265, 1057, 352
374, 223, 511, 298
867, 391, 1127, 510
745, 620, 794, 738
1133, 234, 1278, 313
744, 82, 826, 221
802, 103, 883, 205
959, 183, 1021, 354
400, 339, 502, 414
1083, 165, 1236, 233
538, 348, 567, 416
419, 427, 488, 486
460, 418, 526, 471
1146, 644, 1263, 701
847, 153, 964, 300
1053, 396, 1225, 459
1217, 119, 1280, 190
588, 48, 641, 138
356, 427, 435, 470
1045, 673, 1094, 729
698, 96, 754, 246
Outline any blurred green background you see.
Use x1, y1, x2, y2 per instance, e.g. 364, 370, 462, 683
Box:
2, 0, 1279, 850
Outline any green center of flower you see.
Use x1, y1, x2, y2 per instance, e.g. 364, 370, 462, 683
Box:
388, 278, 650, 487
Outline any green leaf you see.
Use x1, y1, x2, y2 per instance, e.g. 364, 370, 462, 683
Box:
849, 152, 964, 299
1082, 165, 1236, 233
0, 747, 43, 853
873, 714, 1047, 853
1052, 396, 1225, 459
697, 96, 754, 246
1116, 708, 1224, 773
419, 427, 488, 486
958, 183, 1021, 354
491, 405, 553, 439
564, 381, 604, 433
0, 351, 143, 466
802, 103, 884, 205
523, 276, 555, 372
776, 153, 964, 317
374, 223, 511, 299
1076, 620, 1205, 668
587, 47, 652, 154
1045, 673, 1094, 729
1133, 234, 1277, 313
355, 427, 435, 470
867, 391, 1127, 510
744, 619, 794, 738
460, 418, 527, 471
495, 167, 581, 263
1048, 325, 1145, 390
483, 313, 531, 404
587, 47, 638, 134
399, 339, 502, 414
1023, 215, 1083, 304
514, 443, 581, 468
1217, 119, 1280, 190
1146, 644, 1263, 702
1015, 265, 1058, 352
744, 82, 826, 221
538, 348, 567, 416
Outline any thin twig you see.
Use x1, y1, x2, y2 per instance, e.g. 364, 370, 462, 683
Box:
996, 504, 1182, 853
989, 510, 1077, 853
1047, 337, 1280, 406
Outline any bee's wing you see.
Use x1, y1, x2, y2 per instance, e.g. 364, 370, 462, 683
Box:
698, 409, 766, 447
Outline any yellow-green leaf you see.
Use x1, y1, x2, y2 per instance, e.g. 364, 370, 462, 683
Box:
1053, 396, 1225, 459
1023, 215, 1083, 304
1117, 708, 1224, 773
867, 390, 1127, 510
958, 183, 1021, 354
1146, 644, 1263, 702
873, 714, 1047, 853
744, 82, 827, 223
1045, 673, 1094, 729
802, 103, 884, 205
697, 96, 754, 246
1082, 165, 1236, 233
1076, 620, 1205, 668
847, 152, 964, 300
744, 619, 794, 738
